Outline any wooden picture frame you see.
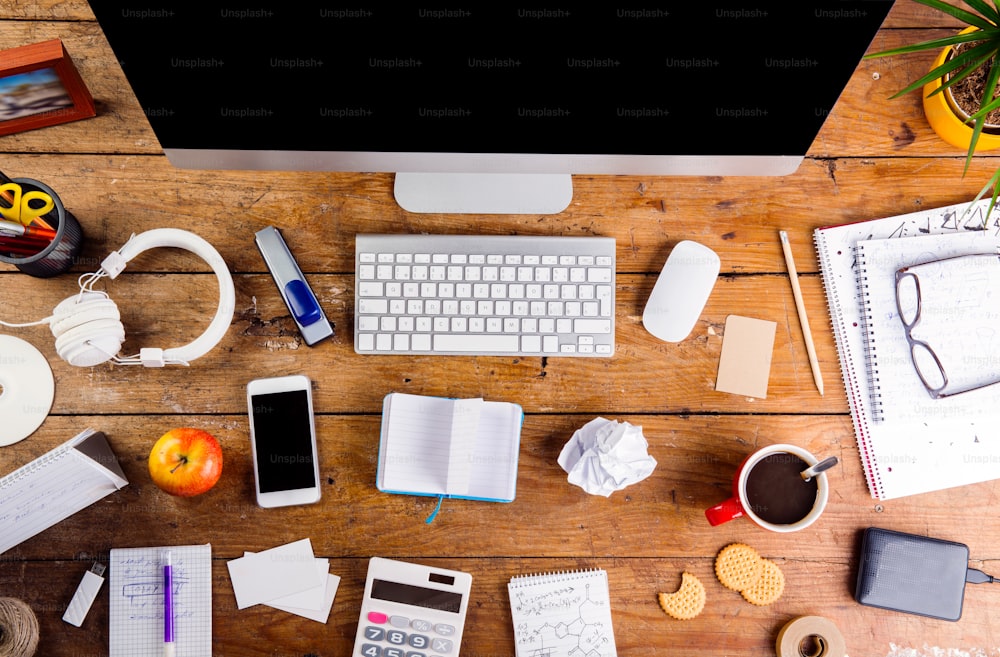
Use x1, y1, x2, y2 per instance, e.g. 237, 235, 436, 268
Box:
0, 39, 96, 137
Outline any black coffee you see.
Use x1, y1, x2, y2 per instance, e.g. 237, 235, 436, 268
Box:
744, 453, 818, 525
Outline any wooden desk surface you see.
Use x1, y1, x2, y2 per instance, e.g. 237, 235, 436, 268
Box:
3, 2, 1000, 656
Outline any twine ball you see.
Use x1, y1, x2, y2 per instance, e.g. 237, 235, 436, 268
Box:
0, 598, 39, 657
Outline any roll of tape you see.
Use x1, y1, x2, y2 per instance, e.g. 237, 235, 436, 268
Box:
776, 616, 846, 657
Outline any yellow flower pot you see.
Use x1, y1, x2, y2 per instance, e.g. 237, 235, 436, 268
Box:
922, 27, 1000, 151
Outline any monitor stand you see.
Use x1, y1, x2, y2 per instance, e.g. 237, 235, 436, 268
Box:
393, 172, 573, 215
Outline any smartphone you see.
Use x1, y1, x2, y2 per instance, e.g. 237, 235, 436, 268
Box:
247, 375, 321, 507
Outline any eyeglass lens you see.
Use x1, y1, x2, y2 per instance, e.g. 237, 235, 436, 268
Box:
895, 272, 919, 326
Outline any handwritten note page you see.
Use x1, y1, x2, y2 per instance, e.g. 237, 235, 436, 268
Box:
814, 198, 1000, 499
109, 544, 212, 657
0, 429, 128, 555
857, 231, 1000, 422
508, 569, 617, 657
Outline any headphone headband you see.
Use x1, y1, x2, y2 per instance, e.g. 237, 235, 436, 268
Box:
49, 228, 236, 367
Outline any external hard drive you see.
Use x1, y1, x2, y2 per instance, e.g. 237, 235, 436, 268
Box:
855, 527, 970, 621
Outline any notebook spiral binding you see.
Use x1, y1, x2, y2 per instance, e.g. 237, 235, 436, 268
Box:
509, 568, 601, 586
0, 442, 75, 489
855, 244, 885, 423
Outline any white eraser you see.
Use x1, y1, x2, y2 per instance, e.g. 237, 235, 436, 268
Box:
63, 566, 105, 627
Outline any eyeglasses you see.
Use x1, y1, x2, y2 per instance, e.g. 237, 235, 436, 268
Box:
894, 268, 949, 398
895, 255, 1000, 399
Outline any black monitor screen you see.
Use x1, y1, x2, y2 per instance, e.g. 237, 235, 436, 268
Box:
89, 3, 893, 158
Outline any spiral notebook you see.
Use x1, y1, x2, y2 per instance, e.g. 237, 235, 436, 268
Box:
815, 198, 1000, 499
508, 568, 617, 657
0, 428, 128, 555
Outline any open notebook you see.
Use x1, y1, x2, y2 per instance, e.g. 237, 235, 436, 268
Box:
815, 199, 1000, 499
376, 393, 522, 508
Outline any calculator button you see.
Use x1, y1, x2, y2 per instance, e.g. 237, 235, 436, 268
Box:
389, 615, 411, 628
364, 627, 385, 641
408, 634, 429, 649
405, 652, 426, 657
410, 619, 432, 632
386, 630, 407, 645
368, 611, 389, 624
360, 644, 381, 657
431, 637, 454, 653
434, 623, 456, 636
384, 648, 405, 657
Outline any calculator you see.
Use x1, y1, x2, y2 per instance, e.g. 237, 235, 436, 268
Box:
353, 557, 473, 657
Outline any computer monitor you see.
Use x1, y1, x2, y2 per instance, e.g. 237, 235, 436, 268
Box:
88, 3, 893, 214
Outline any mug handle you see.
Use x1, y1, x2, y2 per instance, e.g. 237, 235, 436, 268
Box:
705, 496, 744, 526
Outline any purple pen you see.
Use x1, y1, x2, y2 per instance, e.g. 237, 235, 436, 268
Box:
163, 550, 175, 657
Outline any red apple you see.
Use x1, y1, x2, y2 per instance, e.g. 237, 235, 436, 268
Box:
148, 427, 223, 497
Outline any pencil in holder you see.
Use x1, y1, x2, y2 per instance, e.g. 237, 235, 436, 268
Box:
0, 178, 84, 278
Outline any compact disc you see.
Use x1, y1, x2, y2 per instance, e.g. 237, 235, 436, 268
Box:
0, 335, 55, 446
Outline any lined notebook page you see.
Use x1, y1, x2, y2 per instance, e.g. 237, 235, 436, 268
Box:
464, 401, 521, 500
109, 544, 212, 657
508, 569, 617, 657
381, 395, 482, 494
0, 429, 127, 555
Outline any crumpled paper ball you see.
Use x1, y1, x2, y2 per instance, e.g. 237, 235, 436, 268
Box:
557, 417, 657, 497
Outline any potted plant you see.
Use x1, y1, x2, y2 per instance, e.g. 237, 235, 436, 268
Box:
865, 0, 1000, 206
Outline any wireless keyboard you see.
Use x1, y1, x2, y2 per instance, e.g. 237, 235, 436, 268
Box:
355, 234, 616, 356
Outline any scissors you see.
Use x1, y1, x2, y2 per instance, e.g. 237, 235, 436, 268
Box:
0, 182, 55, 226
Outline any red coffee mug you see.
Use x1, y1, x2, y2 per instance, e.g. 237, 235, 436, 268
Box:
705, 443, 830, 533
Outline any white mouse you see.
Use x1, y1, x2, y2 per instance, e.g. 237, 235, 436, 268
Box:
642, 240, 720, 342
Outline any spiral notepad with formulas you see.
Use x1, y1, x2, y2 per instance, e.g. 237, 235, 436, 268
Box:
507, 568, 617, 657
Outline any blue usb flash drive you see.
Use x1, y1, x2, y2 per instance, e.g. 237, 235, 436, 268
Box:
255, 226, 334, 346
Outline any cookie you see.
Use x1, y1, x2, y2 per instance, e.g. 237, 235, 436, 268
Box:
740, 558, 785, 606
657, 572, 706, 620
714, 543, 763, 592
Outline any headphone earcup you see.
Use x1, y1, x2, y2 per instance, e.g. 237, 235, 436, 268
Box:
49, 293, 127, 367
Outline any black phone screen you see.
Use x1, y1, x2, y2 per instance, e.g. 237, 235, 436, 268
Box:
251, 389, 317, 493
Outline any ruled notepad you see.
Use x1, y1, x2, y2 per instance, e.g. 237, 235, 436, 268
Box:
109, 544, 212, 657
508, 569, 617, 657
376, 393, 522, 503
0, 428, 128, 555
815, 198, 1000, 500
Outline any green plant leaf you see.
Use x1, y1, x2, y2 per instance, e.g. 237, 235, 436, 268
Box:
915, 0, 999, 29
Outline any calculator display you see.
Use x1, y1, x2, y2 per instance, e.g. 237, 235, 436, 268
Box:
371, 579, 463, 614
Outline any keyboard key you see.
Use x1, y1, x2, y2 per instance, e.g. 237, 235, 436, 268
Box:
434, 334, 520, 352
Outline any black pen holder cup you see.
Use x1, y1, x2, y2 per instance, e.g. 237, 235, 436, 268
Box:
0, 178, 84, 278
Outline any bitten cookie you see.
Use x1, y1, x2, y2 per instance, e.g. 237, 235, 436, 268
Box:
740, 558, 785, 606
714, 543, 763, 592
657, 572, 706, 620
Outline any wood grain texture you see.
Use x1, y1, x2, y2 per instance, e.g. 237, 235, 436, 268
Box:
2, 2, 999, 656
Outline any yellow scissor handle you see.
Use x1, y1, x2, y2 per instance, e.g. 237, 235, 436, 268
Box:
0, 183, 54, 225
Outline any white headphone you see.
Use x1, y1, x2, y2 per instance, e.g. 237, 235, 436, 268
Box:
36, 228, 235, 367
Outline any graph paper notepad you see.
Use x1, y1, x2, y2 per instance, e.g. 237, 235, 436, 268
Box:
109, 544, 212, 657
508, 568, 617, 657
